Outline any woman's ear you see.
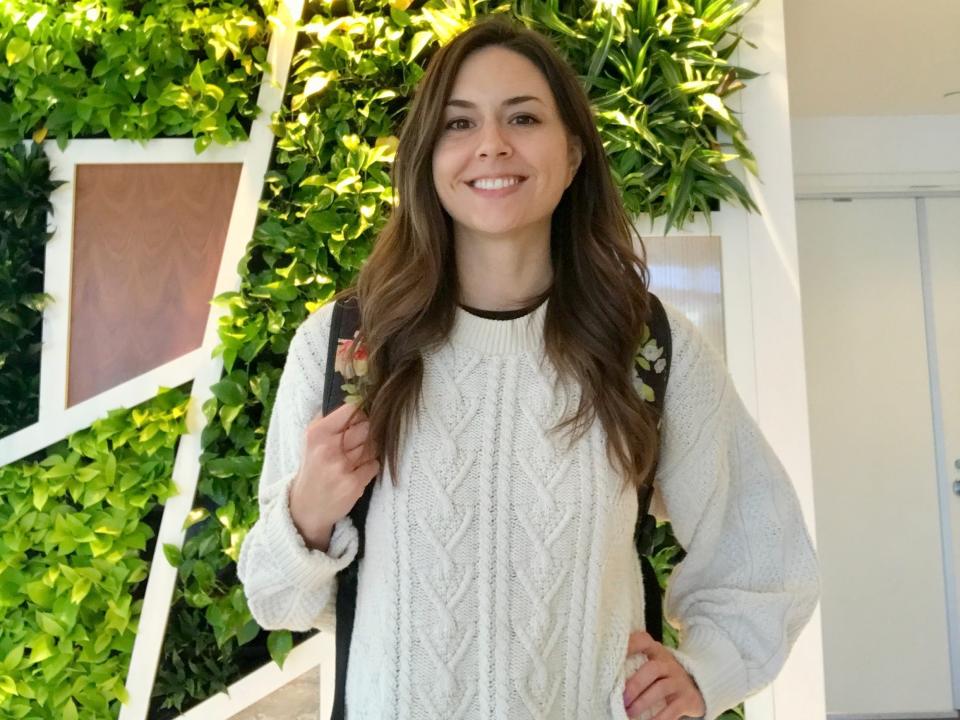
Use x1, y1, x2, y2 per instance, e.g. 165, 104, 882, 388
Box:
567, 135, 584, 186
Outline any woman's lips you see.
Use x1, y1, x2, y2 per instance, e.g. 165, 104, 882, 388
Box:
466, 177, 528, 198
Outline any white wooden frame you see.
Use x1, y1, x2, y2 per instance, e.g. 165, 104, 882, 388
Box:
174, 633, 335, 720
724, 2, 827, 719
119, 2, 308, 718
0, 138, 247, 468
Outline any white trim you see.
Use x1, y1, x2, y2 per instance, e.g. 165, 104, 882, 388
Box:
0, 138, 248, 468
826, 713, 960, 720
172, 632, 335, 720
795, 172, 960, 197
728, 1, 826, 719
0, 348, 204, 466
634, 210, 722, 238
118, 0, 306, 717
43, 137, 250, 165
916, 198, 960, 707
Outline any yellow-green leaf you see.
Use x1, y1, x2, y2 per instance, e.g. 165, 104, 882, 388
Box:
70, 578, 92, 604
6, 38, 30, 65
189, 62, 205, 92
62, 698, 78, 720
303, 73, 331, 99
701, 93, 731, 122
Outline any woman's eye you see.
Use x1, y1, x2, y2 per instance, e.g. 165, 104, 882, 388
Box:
444, 115, 539, 131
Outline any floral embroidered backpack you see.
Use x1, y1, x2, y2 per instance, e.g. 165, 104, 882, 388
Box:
320, 293, 672, 720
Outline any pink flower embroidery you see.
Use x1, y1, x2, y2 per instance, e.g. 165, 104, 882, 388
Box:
334, 331, 370, 406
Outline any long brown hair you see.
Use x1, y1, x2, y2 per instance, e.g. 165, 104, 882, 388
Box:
332, 14, 658, 494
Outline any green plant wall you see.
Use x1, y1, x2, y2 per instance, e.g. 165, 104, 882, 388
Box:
0, 386, 190, 720
0, 142, 62, 438
0, 0, 276, 152
0, 0, 759, 717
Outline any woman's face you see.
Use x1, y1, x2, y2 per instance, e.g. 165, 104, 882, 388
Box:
431, 45, 583, 243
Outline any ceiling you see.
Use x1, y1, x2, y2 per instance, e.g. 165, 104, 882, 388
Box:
783, 0, 960, 117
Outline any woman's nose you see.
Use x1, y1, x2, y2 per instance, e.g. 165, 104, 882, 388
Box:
476, 122, 512, 158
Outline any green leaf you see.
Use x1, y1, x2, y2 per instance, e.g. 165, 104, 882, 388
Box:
267, 630, 293, 669
2, 645, 24, 671
6, 37, 31, 65
701, 93, 732, 123
62, 698, 78, 720
189, 63, 206, 92
70, 577, 92, 604
37, 612, 64, 636
236, 618, 260, 645
182, 507, 210, 530
163, 543, 183, 568
210, 379, 246, 406
408, 31, 432, 63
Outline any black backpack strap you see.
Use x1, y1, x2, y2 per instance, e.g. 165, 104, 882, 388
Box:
321, 295, 374, 720
632, 292, 672, 642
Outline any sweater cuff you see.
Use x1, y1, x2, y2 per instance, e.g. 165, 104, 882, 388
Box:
665, 624, 749, 720
264, 472, 359, 586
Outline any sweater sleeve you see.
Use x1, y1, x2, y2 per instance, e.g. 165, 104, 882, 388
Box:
646, 303, 822, 720
236, 300, 359, 633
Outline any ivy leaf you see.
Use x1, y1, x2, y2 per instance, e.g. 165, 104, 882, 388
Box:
189, 62, 206, 92
267, 630, 293, 669
236, 619, 259, 645
163, 543, 183, 568
6, 38, 31, 65
182, 507, 210, 530
210, 379, 246, 406
2, 645, 24, 671
62, 698, 78, 720
70, 578, 92, 604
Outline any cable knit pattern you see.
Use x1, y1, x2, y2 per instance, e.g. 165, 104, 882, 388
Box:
237, 297, 822, 720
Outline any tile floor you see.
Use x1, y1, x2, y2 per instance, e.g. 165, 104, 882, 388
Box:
227, 666, 320, 720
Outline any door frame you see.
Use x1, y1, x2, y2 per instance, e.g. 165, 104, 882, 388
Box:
796, 188, 960, 710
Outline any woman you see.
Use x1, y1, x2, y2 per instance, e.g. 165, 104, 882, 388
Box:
237, 15, 821, 720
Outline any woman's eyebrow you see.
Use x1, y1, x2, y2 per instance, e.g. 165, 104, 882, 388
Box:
445, 95, 544, 109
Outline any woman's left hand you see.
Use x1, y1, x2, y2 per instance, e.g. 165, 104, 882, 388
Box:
623, 630, 707, 720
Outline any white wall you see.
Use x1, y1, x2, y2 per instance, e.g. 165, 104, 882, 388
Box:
792, 115, 960, 195
727, 1, 828, 718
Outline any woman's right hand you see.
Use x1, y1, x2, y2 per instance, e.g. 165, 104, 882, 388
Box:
288, 403, 381, 552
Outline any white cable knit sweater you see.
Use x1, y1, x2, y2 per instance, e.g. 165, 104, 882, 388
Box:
236, 296, 821, 720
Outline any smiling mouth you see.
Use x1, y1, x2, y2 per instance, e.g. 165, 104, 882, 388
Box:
467, 176, 528, 190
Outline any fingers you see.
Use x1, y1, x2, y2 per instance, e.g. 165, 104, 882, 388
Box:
626, 677, 679, 719
348, 457, 381, 488
626, 630, 666, 661
344, 438, 378, 471
341, 418, 372, 453
623, 658, 666, 707
650, 698, 688, 720
319, 402, 366, 433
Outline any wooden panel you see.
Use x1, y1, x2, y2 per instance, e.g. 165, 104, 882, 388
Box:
68, 163, 241, 407
643, 235, 726, 361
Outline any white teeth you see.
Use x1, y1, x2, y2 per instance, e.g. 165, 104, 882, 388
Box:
472, 176, 522, 190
